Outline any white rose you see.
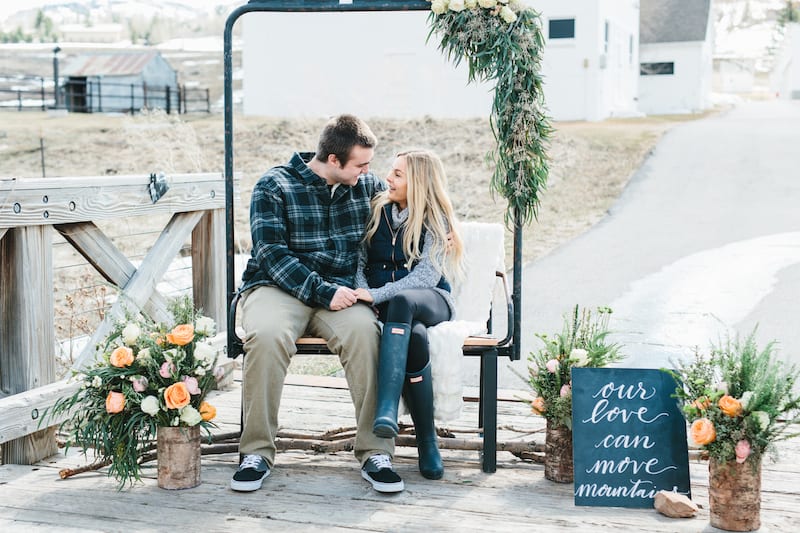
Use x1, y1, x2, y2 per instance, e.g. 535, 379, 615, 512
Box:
465, 0, 477, 8
194, 316, 216, 336
431, 0, 448, 14
570, 348, 589, 367
739, 391, 755, 411
508, 0, 524, 11
136, 347, 150, 361
180, 405, 203, 426
141, 395, 160, 416
122, 323, 141, 346
449, 0, 465, 12
195, 367, 206, 377
164, 348, 178, 362
499, 5, 517, 23
750, 411, 770, 431
194, 341, 216, 366
478, 0, 497, 8
91, 375, 103, 388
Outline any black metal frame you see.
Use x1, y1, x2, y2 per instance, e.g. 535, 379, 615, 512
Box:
223, 0, 524, 473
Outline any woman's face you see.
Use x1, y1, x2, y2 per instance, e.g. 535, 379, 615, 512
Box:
386, 155, 408, 209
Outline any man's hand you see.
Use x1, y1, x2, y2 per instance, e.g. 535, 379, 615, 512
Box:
330, 287, 358, 311
354, 288, 374, 303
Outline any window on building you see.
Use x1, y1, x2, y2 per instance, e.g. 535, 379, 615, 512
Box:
629, 35, 634, 65
549, 18, 575, 39
640, 62, 674, 75
604, 21, 609, 53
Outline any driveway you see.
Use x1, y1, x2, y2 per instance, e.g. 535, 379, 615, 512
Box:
496, 100, 800, 388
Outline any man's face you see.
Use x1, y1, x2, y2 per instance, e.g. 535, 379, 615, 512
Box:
330, 145, 374, 186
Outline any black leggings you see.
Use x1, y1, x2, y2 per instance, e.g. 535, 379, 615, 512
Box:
377, 288, 451, 373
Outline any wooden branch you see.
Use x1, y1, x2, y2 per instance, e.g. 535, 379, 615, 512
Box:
59, 459, 112, 479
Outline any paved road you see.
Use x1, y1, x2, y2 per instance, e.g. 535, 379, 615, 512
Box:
493, 100, 800, 388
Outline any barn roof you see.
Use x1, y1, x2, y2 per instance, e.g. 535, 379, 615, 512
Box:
61, 51, 165, 77
640, 0, 711, 44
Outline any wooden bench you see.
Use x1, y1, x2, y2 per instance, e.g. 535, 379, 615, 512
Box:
228, 223, 514, 473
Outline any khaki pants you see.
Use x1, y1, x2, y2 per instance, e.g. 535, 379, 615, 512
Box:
239, 285, 392, 467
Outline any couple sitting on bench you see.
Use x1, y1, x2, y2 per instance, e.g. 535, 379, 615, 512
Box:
231, 114, 468, 494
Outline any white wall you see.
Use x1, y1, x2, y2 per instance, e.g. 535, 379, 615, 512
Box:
638, 40, 711, 114
242, 11, 492, 119
771, 23, 800, 99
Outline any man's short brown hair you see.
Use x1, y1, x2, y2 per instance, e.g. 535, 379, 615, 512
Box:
315, 114, 377, 166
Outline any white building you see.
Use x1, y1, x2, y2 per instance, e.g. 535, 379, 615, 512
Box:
771, 23, 800, 100
241, 1, 640, 121
638, 0, 713, 115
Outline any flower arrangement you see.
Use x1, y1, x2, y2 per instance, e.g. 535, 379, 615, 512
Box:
48, 296, 220, 487
670, 329, 800, 466
524, 305, 624, 428
426, 0, 551, 225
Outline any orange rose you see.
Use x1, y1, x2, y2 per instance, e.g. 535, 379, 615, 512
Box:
166, 324, 194, 346
692, 396, 711, 410
530, 396, 546, 415
164, 382, 191, 410
690, 418, 716, 446
105, 391, 126, 414
719, 395, 743, 417
199, 401, 217, 421
109, 346, 134, 368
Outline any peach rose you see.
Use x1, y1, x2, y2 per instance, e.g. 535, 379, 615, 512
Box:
164, 382, 191, 410
719, 395, 743, 417
199, 401, 217, 421
531, 396, 546, 415
166, 324, 194, 346
109, 346, 134, 368
690, 418, 716, 446
105, 391, 125, 414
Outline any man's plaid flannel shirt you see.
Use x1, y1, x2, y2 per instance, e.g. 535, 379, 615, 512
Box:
240, 152, 385, 308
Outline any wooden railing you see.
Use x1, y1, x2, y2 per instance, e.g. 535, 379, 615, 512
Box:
0, 173, 234, 465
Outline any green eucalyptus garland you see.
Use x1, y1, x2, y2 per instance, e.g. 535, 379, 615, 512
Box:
427, 0, 551, 226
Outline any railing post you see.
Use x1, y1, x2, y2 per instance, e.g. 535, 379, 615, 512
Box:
191, 209, 226, 328
0, 226, 57, 464
165, 85, 171, 114
40, 77, 45, 111
206, 88, 210, 113
17, 89, 22, 111
130, 83, 135, 114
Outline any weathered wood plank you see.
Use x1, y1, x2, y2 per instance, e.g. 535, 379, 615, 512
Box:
191, 208, 226, 326
0, 226, 57, 463
0, 173, 237, 228
72, 211, 204, 370
0, 227, 6, 242
54, 221, 171, 323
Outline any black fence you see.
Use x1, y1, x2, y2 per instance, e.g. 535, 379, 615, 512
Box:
0, 75, 210, 114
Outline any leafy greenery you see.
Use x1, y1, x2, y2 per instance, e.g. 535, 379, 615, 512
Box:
668, 329, 800, 465
427, 0, 551, 226
522, 305, 624, 429
46, 296, 220, 488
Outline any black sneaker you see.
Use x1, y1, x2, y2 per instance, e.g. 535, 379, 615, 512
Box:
361, 454, 404, 493
230, 454, 270, 492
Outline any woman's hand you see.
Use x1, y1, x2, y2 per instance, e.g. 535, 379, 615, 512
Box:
354, 288, 374, 303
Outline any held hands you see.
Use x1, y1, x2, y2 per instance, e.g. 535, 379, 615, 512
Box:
353, 288, 374, 303
330, 287, 358, 311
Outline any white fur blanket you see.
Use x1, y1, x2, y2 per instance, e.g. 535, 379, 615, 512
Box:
401, 222, 506, 423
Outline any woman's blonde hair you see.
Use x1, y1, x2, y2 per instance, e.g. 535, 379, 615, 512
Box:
365, 149, 464, 283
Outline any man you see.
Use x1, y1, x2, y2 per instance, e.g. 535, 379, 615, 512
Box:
231, 115, 403, 494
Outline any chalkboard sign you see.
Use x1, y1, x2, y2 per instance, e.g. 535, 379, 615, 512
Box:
571, 368, 690, 508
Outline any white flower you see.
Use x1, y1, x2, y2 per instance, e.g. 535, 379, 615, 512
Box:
194, 341, 216, 366
122, 323, 141, 346
91, 375, 102, 388
194, 316, 216, 336
164, 348, 178, 362
570, 348, 589, 367
478, 0, 497, 8
136, 347, 150, 361
739, 391, 755, 411
500, 5, 517, 23
141, 395, 160, 416
195, 367, 206, 377
180, 405, 203, 426
750, 411, 770, 431
465, 0, 477, 7
449, 0, 466, 12
431, 0, 448, 15
508, 0, 524, 11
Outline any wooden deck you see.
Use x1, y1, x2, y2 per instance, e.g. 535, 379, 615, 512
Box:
1, 369, 798, 532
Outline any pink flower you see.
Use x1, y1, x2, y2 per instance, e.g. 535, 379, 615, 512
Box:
545, 359, 559, 373
182, 376, 201, 395
560, 383, 572, 398
735, 440, 752, 464
159, 361, 175, 378
131, 376, 148, 392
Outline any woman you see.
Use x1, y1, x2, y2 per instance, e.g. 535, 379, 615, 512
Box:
354, 149, 464, 480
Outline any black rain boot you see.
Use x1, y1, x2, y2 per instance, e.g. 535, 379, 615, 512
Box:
403, 363, 444, 480
372, 322, 411, 438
